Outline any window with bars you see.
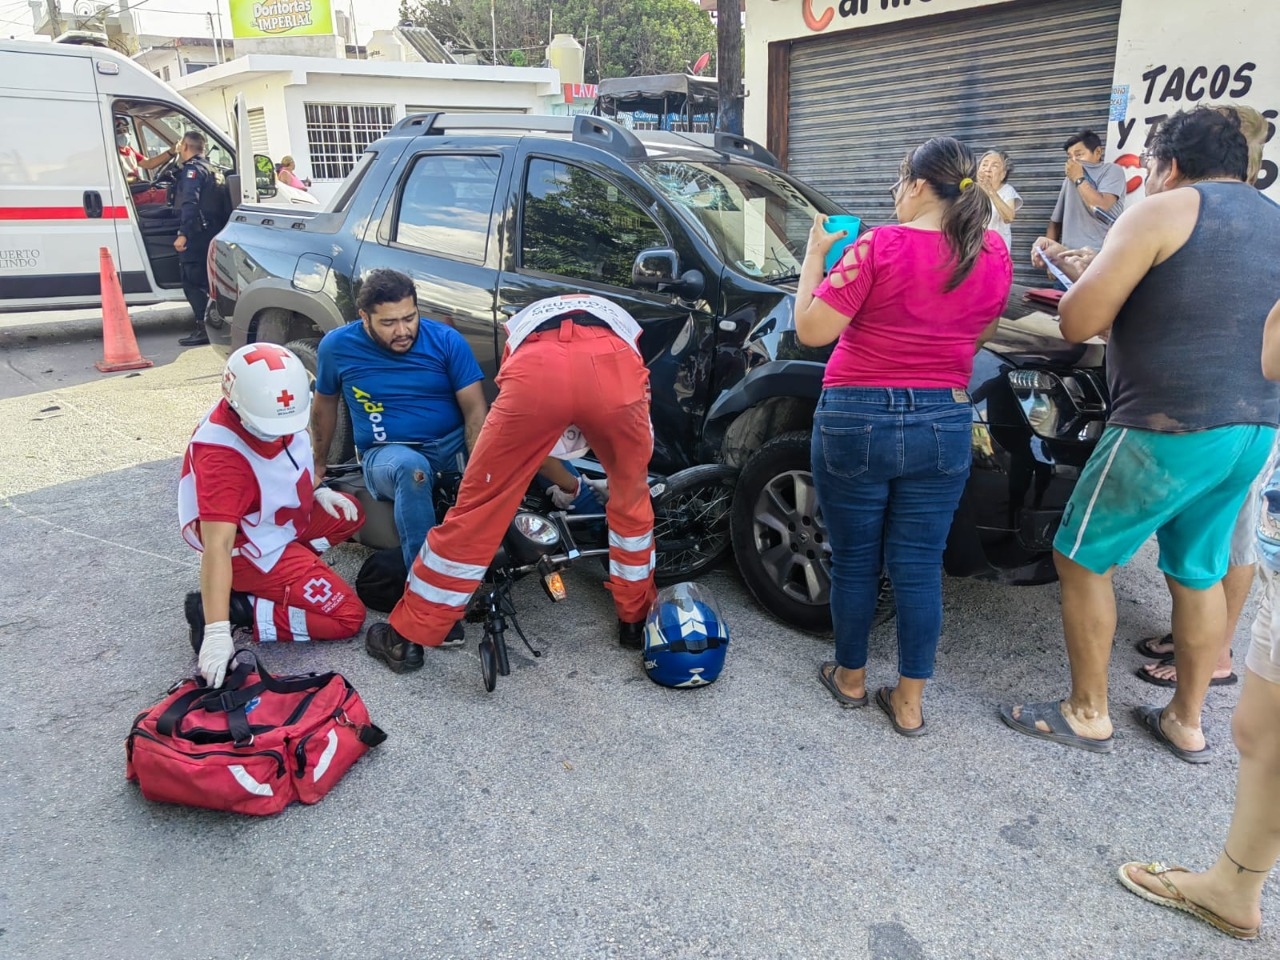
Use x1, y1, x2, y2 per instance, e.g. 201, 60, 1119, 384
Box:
304, 103, 395, 180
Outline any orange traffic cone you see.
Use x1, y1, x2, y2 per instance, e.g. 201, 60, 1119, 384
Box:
95, 246, 154, 374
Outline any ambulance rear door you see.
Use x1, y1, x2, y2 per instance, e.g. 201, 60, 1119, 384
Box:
0, 47, 133, 311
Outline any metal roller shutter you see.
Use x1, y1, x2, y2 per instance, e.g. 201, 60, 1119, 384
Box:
788, 0, 1121, 282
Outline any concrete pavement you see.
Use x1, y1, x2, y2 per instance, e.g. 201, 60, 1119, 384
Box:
0, 321, 1270, 959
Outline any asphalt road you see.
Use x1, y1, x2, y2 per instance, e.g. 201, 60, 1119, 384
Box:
0, 313, 1272, 959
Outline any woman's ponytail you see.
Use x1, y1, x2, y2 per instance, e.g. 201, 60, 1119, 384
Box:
908, 137, 992, 291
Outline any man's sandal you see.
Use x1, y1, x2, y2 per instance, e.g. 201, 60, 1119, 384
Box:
1117, 861, 1260, 940
1134, 633, 1174, 658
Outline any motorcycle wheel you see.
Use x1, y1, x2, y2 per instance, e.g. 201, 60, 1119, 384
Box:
479, 638, 497, 693
494, 630, 511, 677
652, 464, 738, 585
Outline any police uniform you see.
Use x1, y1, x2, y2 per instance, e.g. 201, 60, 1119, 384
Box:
174, 155, 216, 343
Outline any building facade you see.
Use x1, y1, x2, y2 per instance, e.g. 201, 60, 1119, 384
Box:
173, 56, 565, 203
745, 0, 1278, 262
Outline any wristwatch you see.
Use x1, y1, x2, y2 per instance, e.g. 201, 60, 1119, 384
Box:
1073, 176, 1087, 186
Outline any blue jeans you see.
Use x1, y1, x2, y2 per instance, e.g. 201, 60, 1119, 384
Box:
811, 387, 972, 680
361, 425, 467, 570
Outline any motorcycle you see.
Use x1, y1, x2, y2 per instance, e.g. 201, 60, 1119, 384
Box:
330, 462, 737, 692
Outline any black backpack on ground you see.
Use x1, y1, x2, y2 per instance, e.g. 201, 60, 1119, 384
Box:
356, 548, 408, 613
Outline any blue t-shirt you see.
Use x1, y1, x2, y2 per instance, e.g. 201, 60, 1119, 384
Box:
315, 319, 483, 453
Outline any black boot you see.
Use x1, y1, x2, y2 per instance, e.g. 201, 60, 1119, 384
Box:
178, 329, 210, 346
185, 590, 254, 653
441, 619, 465, 648
618, 619, 646, 650
366, 622, 425, 673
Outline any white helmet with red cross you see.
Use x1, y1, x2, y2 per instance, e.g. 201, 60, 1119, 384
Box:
221, 343, 311, 438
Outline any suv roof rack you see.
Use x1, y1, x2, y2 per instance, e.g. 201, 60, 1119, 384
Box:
713, 132, 779, 168
388, 112, 647, 163
638, 130, 780, 169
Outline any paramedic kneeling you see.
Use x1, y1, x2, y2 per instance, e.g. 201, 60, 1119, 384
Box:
365, 294, 657, 672
179, 343, 367, 687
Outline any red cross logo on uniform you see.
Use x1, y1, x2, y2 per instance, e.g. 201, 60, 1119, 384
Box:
302, 577, 333, 605
242, 344, 292, 370
277, 389, 295, 408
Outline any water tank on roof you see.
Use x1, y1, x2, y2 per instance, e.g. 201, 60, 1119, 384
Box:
546, 33, 583, 85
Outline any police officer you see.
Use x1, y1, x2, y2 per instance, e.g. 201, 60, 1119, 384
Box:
172, 130, 219, 346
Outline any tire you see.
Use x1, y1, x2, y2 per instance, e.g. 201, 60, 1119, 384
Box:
479, 639, 497, 693
652, 464, 737, 585
285, 338, 355, 465
730, 430, 895, 634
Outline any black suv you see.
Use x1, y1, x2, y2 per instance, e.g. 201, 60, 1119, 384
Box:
207, 113, 1109, 630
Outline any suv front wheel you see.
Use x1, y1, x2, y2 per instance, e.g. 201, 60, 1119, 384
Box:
730, 430, 894, 634
731, 431, 833, 632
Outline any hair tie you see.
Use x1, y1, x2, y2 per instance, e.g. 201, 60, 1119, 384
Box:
958, 177, 975, 192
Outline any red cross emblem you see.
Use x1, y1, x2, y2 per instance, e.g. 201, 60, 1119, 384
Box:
302, 577, 333, 604
242, 344, 291, 371
277, 389, 295, 408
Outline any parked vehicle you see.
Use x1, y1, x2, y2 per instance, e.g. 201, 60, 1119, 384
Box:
207, 113, 1109, 631
0, 39, 308, 313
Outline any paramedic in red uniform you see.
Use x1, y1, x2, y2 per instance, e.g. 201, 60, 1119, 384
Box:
365, 294, 657, 672
179, 343, 367, 687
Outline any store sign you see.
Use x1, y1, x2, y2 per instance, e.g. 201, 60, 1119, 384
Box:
229, 0, 333, 39
792, 0, 966, 34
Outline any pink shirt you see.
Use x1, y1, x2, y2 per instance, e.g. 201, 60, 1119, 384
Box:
815, 225, 1013, 389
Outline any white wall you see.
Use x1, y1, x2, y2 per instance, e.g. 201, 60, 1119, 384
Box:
1108, 0, 1278, 199
184, 65, 561, 204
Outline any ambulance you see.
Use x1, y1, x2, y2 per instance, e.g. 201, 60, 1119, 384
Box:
0, 38, 314, 312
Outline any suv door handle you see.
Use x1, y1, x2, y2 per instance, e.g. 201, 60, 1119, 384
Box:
499, 305, 521, 317
83, 191, 104, 218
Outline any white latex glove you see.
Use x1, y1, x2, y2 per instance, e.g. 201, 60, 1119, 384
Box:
314, 486, 359, 522
583, 477, 610, 504
199, 620, 235, 688
549, 479, 581, 510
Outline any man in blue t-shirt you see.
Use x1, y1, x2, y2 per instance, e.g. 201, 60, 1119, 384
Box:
313, 269, 487, 590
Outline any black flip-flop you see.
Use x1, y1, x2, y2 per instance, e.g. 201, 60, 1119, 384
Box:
1135, 665, 1238, 688
876, 686, 925, 737
1134, 633, 1175, 658
999, 699, 1114, 753
1135, 705, 1212, 764
818, 661, 867, 708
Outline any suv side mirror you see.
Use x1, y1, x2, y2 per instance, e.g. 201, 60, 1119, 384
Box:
632, 248, 705, 300
254, 154, 277, 200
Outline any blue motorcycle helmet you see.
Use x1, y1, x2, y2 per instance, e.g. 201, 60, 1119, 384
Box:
642, 582, 729, 688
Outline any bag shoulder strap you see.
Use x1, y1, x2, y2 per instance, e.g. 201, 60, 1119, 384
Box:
154, 651, 338, 744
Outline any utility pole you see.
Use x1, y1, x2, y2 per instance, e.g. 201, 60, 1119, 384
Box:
716, 0, 743, 135
45, 0, 63, 38
490, 0, 497, 65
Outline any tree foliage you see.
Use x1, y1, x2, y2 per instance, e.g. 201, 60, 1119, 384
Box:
396, 0, 717, 83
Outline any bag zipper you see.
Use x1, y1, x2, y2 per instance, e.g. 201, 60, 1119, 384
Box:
131, 728, 286, 778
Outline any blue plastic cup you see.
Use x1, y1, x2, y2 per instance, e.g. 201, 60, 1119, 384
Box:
823, 215, 862, 273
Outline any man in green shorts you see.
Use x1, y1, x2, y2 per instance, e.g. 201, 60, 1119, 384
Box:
1002, 106, 1280, 762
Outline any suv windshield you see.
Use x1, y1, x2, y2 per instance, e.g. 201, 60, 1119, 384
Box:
637, 159, 835, 282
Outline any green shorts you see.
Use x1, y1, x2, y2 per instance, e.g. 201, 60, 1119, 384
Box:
1053, 423, 1277, 589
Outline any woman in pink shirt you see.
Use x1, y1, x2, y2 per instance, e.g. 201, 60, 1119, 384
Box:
276, 156, 309, 191
795, 137, 1013, 735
